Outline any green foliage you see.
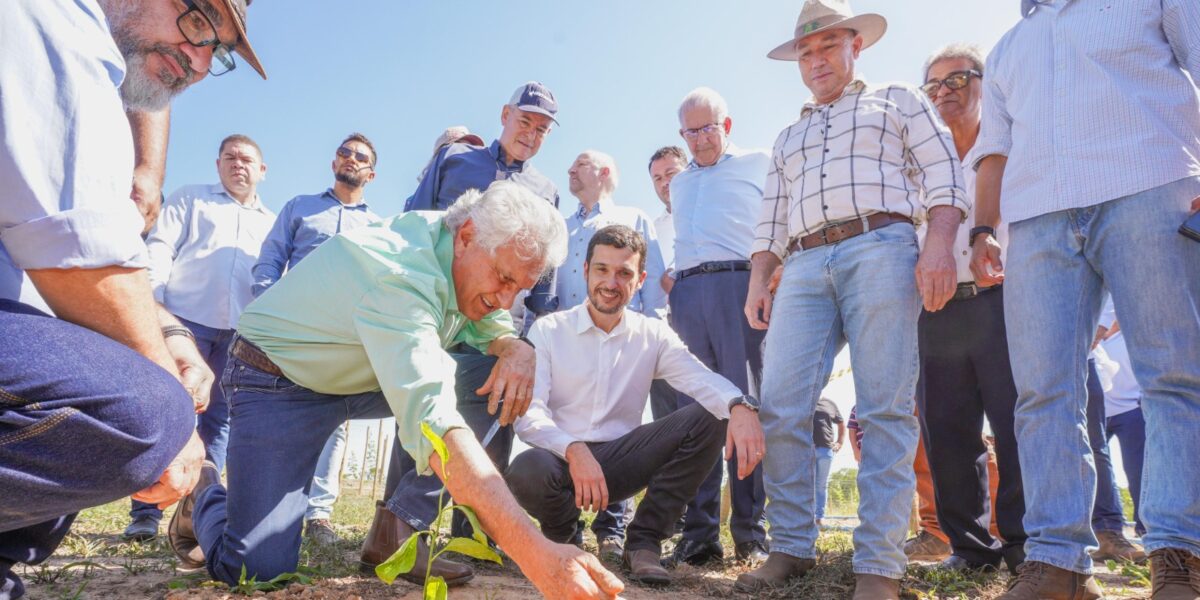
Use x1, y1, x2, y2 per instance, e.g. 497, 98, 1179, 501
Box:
375, 532, 421, 584
423, 575, 448, 600
1119, 487, 1135, 522
229, 564, 313, 595
825, 468, 860, 515
1107, 559, 1151, 587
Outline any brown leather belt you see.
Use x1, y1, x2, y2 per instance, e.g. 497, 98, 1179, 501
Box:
230, 336, 284, 377
788, 212, 914, 253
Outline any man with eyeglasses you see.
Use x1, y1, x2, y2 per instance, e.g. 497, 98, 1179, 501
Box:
739, 2, 967, 597
664, 86, 771, 569
912, 44, 1027, 576
976, 3, 1200, 598
1, 1, 264, 598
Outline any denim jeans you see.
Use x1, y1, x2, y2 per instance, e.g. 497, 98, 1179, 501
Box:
131, 316, 234, 523
1005, 176, 1200, 574
813, 446, 835, 521
305, 423, 347, 522
0, 300, 193, 596
760, 223, 921, 579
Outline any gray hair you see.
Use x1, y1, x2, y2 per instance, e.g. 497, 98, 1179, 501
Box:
581, 149, 620, 192
444, 180, 567, 276
923, 43, 985, 81
677, 87, 729, 125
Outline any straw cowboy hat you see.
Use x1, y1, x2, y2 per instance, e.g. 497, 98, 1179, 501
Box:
767, 0, 887, 61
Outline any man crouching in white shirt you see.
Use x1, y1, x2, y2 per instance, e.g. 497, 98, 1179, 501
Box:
506, 224, 766, 586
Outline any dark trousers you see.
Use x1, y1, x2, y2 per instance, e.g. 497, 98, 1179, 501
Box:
505, 403, 725, 554
669, 269, 766, 545
382, 347, 513, 535
1106, 407, 1146, 535
131, 316, 235, 523
1087, 359, 1126, 534
0, 300, 193, 595
917, 286, 1026, 566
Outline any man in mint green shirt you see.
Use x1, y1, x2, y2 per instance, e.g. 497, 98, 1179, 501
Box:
168, 182, 625, 600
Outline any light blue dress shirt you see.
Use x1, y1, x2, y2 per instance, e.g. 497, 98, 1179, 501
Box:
977, 0, 1200, 223
1, 0, 144, 302
251, 189, 380, 297
668, 144, 771, 273
147, 184, 276, 330
555, 199, 667, 317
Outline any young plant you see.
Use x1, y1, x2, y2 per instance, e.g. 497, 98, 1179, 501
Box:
375, 423, 503, 600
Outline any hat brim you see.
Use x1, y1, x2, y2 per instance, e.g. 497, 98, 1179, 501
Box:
766, 14, 887, 61
457, 134, 485, 147
217, 0, 266, 79
515, 105, 560, 126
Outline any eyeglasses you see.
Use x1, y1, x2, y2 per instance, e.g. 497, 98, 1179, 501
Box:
680, 123, 723, 140
176, 0, 236, 76
921, 69, 981, 98
336, 146, 373, 165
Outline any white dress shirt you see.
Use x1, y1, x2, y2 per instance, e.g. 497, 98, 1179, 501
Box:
976, 0, 1200, 223
918, 146, 1009, 285
147, 184, 277, 329
654, 208, 675, 272
515, 302, 742, 458
669, 144, 770, 272
753, 79, 968, 260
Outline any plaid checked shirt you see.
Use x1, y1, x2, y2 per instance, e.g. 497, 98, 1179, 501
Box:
752, 79, 969, 260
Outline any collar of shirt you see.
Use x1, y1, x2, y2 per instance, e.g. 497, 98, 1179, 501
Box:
572, 301, 629, 337
687, 142, 745, 171
574, 197, 613, 220
1022, 0, 1067, 17
209, 183, 269, 213
801, 78, 868, 115
488, 140, 526, 173
322, 188, 371, 210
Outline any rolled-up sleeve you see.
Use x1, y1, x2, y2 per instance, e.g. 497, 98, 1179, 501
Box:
973, 55, 1014, 169
901, 89, 969, 217
751, 132, 793, 260
354, 271, 469, 475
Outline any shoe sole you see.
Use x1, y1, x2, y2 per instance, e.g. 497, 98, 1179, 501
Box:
357, 561, 475, 587
121, 532, 158, 543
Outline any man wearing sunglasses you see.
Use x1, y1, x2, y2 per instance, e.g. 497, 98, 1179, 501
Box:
914, 44, 1027, 576
740, 1, 967, 597
251, 133, 382, 297
0, 0, 264, 598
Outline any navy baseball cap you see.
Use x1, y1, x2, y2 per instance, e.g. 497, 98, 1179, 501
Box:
508, 81, 559, 125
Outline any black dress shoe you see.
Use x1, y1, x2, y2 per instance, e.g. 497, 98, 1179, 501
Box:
735, 540, 769, 564
669, 538, 724, 567
939, 555, 1000, 573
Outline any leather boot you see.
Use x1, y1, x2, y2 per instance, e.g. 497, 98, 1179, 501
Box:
358, 501, 473, 587
623, 549, 670, 586
733, 552, 816, 591
1091, 529, 1147, 563
167, 460, 221, 569
1150, 548, 1200, 599
853, 574, 901, 600
998, 560, 1103, 600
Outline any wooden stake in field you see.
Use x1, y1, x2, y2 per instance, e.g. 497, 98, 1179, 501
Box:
370, 419, 385, 500
358, 424, 371, 494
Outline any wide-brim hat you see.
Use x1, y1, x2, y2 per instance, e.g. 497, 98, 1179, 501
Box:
218, 0, 266, 78
767, 0, 887, 61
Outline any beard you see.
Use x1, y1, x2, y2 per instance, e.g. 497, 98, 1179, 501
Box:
335, 169, 368, 188
588, 287, 627, 314
106, 3, 194, 111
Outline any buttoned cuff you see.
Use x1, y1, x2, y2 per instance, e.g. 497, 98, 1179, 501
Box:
1, 205, 147, 272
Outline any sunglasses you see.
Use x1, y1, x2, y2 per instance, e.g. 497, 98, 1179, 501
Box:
921, 69, 982, 98
335, 146, 373, 165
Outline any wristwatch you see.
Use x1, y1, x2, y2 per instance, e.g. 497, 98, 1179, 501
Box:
728, 395, 761, 413
969, 225, 996, 246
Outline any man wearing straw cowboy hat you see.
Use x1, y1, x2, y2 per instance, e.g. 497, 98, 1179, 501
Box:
739, 1, 968, 598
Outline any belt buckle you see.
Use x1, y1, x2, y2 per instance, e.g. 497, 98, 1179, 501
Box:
960, 282, 978, 298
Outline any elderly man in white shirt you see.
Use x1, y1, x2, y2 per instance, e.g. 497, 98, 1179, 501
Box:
972, 2, 1200, 598
128, 134, 275, 540
740, 2, 967, 598
507, 224, 765, 587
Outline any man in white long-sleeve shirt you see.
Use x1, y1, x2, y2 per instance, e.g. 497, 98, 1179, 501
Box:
131, 134, 275, 539
506, 224, 765, 587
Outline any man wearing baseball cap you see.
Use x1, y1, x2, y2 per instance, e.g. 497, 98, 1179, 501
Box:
739, 1, 967, 597
373, 82, 565, 584
0, 0, 264, 598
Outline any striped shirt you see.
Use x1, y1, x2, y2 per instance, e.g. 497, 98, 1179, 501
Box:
976, 0, 1200, 223
752, 79, 969, 260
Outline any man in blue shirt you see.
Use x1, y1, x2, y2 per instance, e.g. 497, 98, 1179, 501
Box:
0, 1, 265, 598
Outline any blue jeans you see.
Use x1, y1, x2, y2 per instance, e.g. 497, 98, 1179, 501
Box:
131, 317, 234, 522
0, 300, 193, 596
814, 446, 835, 521
760, 223, 921, 579
1005, 177, 1200, 574
305, 423, 347, 522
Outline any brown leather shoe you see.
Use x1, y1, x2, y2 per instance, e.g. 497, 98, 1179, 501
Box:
358, 501, 473, 587
998, 560, 1103, 600
1150, 548, 1200, 599
904, 529, 951, 562
733, 552, 816, 591
1091, 529, 1147, 563
853, 574, 901, 600
167, 460, 221, 569
623, 549, 669, 586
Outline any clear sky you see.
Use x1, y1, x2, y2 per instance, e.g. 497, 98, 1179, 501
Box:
165, 2, 1134, 488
